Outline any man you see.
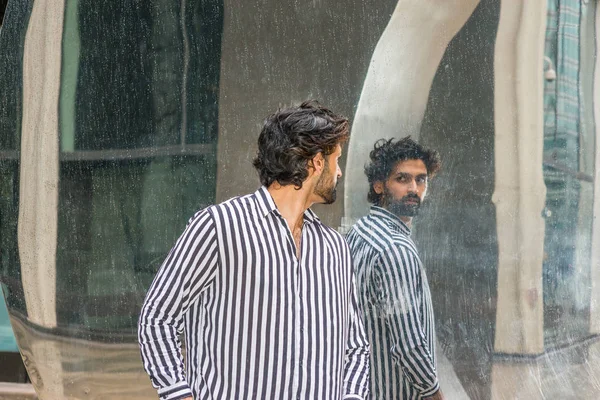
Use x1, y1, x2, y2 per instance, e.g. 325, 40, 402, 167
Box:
346, 137, 442, 400
138, 101, 370, 400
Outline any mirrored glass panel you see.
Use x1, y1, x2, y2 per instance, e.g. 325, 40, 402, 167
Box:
1, 0, 599, 399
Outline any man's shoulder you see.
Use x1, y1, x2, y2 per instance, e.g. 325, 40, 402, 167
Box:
347, 216, 396, 250
388, 230, 415, 247
207, 193, 256, 213
349, 217, 419, 257
391, 236, 419, 256
187, 193, 255, 224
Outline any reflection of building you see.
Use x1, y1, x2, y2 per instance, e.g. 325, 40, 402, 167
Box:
1, 0, 600, 399
345, 0, 600, 398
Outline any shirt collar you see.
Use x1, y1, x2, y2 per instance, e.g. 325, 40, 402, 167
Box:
369, 205, 411, 235
254, 186, 319, 224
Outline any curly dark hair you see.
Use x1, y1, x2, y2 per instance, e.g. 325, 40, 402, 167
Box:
365, 137, 441, 205
253, 100, 349, 188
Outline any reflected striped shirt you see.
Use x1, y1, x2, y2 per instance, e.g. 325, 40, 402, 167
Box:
346, 206, 438, 400
138, 186, 370, 400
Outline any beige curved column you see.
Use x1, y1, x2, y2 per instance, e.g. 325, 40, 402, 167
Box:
17, 0, 65, 398
343, 0, 480, 225
490, 3, 547, 398
492, 0, 547, 356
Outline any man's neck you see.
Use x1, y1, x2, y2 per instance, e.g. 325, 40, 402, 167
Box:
399, 216, 412, 229
267, 183, 315, 230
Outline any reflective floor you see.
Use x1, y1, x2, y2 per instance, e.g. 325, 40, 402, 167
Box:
5, 307, 600, 400
8, 315, 155, 400
490, 339, 600, 400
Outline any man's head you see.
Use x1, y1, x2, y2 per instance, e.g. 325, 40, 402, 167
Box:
365, 137, 441, 221
253, 100, 349, 204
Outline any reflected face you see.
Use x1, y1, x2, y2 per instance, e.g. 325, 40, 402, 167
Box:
314, 144, 343, 204
376, 159, 428, 218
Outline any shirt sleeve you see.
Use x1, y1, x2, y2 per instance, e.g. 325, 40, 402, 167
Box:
371, 245, 439, 397
343, 249, 370, 400
138, 209, 220, 400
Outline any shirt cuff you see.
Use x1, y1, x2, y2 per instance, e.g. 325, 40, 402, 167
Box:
421, 380, 440, 398
343, 395, 364, 400
157, 381, 193, 400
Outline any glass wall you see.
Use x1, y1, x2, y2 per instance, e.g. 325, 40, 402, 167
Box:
55, 0, 222, 333
0, 0, 599, 399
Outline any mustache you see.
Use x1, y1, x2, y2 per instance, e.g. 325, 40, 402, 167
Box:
401, 194, 421, 204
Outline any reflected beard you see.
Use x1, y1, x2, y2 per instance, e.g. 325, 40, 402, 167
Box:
386, 193, 421, 217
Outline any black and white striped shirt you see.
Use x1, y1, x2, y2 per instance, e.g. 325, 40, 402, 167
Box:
138, 187, 370, 400
346, 206, 438, 400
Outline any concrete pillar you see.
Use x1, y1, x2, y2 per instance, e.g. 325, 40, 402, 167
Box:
17, 0, 64, 398
19, 0, 62, 334
492, 0, 547, 356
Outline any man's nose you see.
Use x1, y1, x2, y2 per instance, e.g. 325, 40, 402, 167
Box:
407, 179, 418, 192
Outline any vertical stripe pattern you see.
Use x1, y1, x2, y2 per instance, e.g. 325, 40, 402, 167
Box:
347, 206, 438, 400
138, 187, 370, 400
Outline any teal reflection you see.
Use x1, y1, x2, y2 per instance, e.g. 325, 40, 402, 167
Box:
0, 288, 17, 352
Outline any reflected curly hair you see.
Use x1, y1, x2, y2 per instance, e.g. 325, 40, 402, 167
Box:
365, 137, 441, 206
253, 100, 349, 188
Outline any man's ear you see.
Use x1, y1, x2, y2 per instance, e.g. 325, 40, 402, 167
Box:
373, 181, 384, 194
311, 153, 325, 174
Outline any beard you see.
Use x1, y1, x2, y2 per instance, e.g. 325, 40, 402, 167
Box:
385, 190, 421, 217
314, 170, 338, 204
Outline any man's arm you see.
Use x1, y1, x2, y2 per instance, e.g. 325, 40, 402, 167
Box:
342, 251, 370, 400
373, 245, 440, 397
138, 210, 219, 400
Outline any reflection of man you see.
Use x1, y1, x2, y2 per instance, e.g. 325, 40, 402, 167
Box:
344, 0, 479, 223
347, 137, 442, 399
138, 101, 370, 400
